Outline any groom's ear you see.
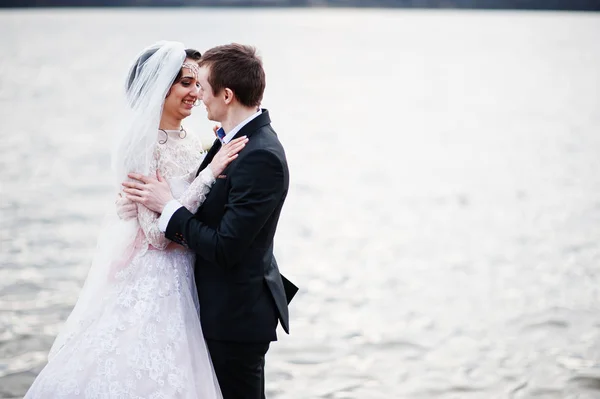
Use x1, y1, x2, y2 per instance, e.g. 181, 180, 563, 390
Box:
223, 87, 235, 105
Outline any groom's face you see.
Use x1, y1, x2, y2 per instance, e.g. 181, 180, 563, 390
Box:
198, 66, 224, 122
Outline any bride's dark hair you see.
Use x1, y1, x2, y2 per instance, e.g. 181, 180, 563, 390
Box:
126, 48, 202, 93
174, 49, 202, 82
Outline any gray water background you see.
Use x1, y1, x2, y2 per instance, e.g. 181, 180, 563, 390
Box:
1, 8, 600, 399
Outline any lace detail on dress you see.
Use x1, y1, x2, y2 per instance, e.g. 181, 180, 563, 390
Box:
25, 131, 223, 399
27, 249, 220, 398
180, 167, 216, 212
137, 132, 213, 254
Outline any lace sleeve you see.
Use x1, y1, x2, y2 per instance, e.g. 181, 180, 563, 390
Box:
179, 167, 216, 212
137, 157, 216, 250
137, 204, 169, 250
137, 149, 171, 250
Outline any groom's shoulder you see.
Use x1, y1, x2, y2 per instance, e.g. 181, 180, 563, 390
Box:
251, 124, 284, 151
244, 139, 285, 162
239, 132, 287, 170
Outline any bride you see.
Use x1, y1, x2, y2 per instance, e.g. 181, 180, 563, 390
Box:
24, 41, 248, 398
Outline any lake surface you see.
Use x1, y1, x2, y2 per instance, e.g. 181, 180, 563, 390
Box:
1, 7, 600, 399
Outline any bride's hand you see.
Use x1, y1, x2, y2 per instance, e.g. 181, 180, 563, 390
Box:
209, 136, 249, 178
116, 193, 137, 220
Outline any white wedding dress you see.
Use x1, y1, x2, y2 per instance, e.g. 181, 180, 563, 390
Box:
25, 129, 222, 399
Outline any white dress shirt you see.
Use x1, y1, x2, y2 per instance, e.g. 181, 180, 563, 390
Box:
219, 108, 261, 144
158, 109, 262, 232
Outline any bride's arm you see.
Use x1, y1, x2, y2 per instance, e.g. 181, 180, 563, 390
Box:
137, 170, 215, 250
137, 155, 216, 250
123, 136, 249, 246
136, 148, 172, 250
138, 203, 171, 250
178, 167, 216, 211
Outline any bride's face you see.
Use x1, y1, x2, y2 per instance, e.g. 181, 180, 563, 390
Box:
163, 59, 200, 121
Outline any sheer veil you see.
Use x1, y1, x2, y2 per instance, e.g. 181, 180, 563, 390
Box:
48, 41, 187, 360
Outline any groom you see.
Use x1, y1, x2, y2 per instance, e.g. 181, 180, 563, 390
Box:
122, 43, 297, 398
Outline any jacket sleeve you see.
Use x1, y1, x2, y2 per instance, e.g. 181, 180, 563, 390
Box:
165, 149, 285, 268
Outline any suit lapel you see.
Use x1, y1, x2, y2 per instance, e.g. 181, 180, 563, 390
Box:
197, 138, 221, 177
196, 109, 272, 177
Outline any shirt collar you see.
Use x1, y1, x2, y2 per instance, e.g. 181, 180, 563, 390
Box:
216, 109, 262, 144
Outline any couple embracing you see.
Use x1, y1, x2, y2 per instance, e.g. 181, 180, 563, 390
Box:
26, 41, 297, 399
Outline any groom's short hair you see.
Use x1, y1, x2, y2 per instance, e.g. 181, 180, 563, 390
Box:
199, 44, 265, 108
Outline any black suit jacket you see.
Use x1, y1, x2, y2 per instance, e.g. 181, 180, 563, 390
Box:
165, 109, 297, 343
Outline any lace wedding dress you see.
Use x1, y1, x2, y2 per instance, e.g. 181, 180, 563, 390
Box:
25, 129, 222, 399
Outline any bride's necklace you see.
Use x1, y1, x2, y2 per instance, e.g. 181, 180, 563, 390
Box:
158, 126, 187, 144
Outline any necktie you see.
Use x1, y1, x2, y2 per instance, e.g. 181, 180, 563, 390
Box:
216, 127, 226, 143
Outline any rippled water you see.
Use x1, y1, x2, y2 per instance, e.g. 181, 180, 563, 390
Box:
1, 7, 600, 399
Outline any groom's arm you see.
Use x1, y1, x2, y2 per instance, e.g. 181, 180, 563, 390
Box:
165, 149, 285, 268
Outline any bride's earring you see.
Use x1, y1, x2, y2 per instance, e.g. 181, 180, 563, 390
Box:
193, 99, 201, 107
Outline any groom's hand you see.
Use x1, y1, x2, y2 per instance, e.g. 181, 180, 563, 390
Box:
122, 171, 174, 213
